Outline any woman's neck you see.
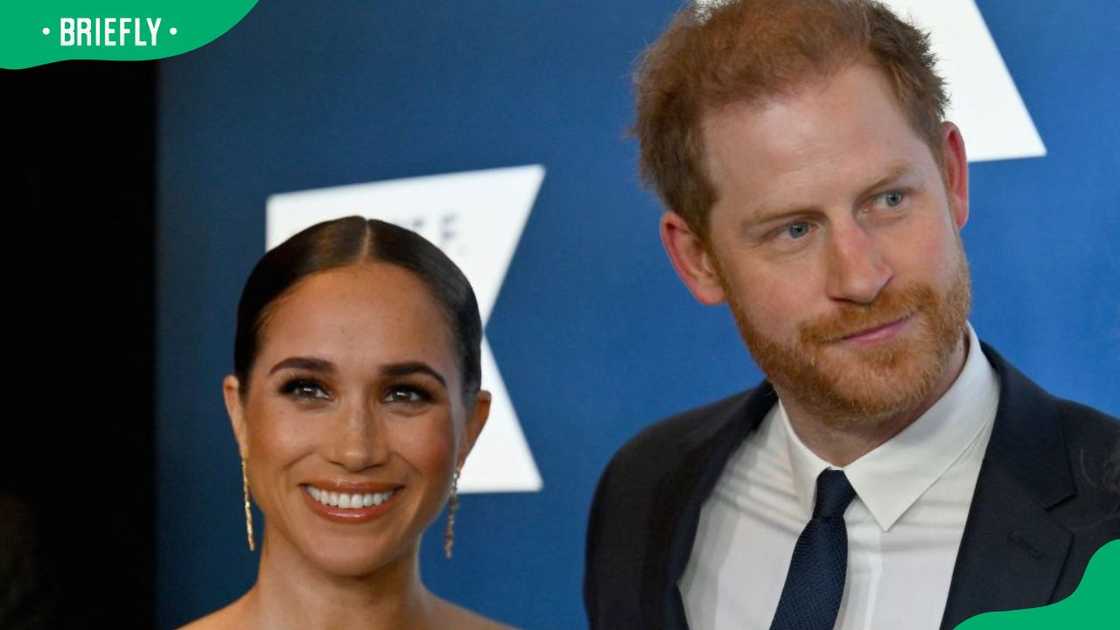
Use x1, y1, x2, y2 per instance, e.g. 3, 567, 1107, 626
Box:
237, 534, 438, 630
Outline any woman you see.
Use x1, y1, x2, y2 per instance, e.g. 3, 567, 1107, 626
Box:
184, 216, 512, 629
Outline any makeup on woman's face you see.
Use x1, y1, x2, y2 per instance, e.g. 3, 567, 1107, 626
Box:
229, 263, 474, 577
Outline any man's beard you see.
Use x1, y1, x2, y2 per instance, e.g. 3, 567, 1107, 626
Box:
726, 251, 972, 426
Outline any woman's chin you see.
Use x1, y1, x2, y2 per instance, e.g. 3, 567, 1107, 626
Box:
291, 536, 417, 579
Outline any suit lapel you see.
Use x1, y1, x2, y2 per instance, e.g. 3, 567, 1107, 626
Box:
939, 460, 1073, 628
644, 384, 777, 630
940, 344, 1075, 628
642, 345, 1077, 629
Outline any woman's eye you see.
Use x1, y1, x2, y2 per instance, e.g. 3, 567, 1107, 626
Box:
281, 379, 330, 401
384, 386, 431, 404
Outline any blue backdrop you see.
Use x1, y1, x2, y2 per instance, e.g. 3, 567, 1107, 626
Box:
157, 1, 1119, 628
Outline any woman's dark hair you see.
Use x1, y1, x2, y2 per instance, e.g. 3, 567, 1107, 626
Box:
233, 216, 482, 399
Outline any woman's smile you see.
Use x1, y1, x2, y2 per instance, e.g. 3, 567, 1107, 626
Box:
301, 482, 403, 524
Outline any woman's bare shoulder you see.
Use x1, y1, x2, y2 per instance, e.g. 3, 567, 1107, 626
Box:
181, 592, 515, 630
435, 598, 520, 630
176, 596, 249, 630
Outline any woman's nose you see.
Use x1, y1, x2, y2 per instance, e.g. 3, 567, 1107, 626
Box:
327, 401, 390, 471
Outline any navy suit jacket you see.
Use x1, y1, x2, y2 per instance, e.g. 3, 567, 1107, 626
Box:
584, 343, 1119, 629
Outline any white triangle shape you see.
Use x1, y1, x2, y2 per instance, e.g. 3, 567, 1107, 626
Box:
266, 165, 545, 493
693, 0, 1046, 162
885, 0, 1046, 161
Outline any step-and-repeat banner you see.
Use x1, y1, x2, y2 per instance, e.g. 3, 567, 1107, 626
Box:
157, 1, 1119, 627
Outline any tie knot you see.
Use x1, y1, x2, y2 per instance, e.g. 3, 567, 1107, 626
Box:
813, 470, 855, 519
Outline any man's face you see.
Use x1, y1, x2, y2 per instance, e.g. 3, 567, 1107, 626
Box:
679, 63, 971, 423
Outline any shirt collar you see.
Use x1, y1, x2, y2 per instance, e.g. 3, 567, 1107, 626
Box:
781, 323, 999, 530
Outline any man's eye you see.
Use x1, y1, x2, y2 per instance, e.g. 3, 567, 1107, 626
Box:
784, 222, 812, 239
281, 379, 330, 400
882, 190, 905, 208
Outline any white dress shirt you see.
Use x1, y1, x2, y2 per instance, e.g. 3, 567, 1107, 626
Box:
680, 324, 1000, 630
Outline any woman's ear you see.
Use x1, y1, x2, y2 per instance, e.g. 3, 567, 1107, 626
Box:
457, 390, 491, 469
223, 374, 249, 459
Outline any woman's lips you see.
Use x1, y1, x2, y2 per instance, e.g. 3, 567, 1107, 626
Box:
300, 483, 402, 524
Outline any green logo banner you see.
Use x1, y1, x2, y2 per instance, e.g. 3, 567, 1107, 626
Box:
1, 1, 258, 69
956, 540, 1120, 629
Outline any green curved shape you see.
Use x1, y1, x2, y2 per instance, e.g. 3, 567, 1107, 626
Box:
955, 540, 1120, 629
1, 0, 258, 69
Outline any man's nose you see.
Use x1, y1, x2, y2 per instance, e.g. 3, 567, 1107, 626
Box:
824, 221, 893, 304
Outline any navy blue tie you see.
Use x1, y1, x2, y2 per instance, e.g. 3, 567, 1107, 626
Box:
769, 470, 857, 630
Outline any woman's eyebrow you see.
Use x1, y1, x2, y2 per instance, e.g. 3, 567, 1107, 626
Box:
381, 362, 447, 388
268, 356, 335, 376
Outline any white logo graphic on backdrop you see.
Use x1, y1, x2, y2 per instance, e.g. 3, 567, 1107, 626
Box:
696, 0, 1046, 161
887, 0, 1045, 161
266, 165, 545, 493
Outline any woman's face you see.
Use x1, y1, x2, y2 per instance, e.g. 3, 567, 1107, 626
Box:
223, 263, 489, 577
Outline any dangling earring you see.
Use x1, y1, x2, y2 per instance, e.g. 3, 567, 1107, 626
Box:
443, 469, 460, 559
241, 457, 255, 552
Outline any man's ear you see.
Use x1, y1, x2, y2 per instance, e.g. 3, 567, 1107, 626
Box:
660, 211, 727, 305
457, 390, 491, 469
223, 374, 249, 459
941, 122, 970, 230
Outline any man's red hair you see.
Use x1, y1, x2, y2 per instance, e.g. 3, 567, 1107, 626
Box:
634, 0, 948, 235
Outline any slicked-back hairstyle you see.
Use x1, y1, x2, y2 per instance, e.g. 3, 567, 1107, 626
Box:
634, 0, 948, 235
233, 216, 483, 400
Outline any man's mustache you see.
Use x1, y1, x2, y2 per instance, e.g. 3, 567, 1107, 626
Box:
799, 284, 936, 344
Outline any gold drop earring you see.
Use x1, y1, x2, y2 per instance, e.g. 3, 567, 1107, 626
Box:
241, 457, 255, 552
443, 469, 460, 559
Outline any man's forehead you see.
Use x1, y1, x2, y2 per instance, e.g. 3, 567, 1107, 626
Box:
701, 65, 931, 169
698, 55, 874, 120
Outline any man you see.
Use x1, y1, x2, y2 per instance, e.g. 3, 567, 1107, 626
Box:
583, 1, 1119, 629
